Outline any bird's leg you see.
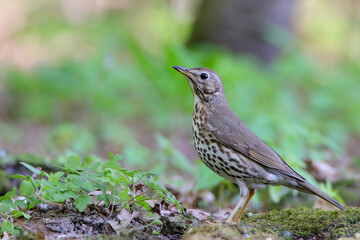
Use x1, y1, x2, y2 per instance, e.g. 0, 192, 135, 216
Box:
226, 180, 249, 223
233, 189, 255, 222
226, 194, 247, 223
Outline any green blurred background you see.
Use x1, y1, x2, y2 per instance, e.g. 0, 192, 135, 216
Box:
0, 0, 359, 209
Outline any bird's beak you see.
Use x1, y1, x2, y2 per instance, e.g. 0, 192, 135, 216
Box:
173, 66, 195, 79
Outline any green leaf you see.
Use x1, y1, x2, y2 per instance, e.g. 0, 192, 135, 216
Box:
88, 161, 102, 171
19, 180, 35, 196
66, 174, 96, 191
10, 210, 23, 218
20, 162, 41, 175
143, 172, 158, 179
97, 193, 112, 206
10, 209, 31, 220
102, 158, 121, 170
22, 212, 31, 220
0, 199, 15, 213
0, 221, 14, 233
44, 189, 78, 203
23, 196, 40, 209
14, 200, 28, 208
49, 171, 65, 183
10, 174, 26, 179
99, 183, 106, 194
29, 176, 39, 191
39, 171, 50, 179
136, 196, 151, 211
144, 175, 183, 212
148, 212, 162, 225
111, 153, 123, 162
5, 187, 17, 197
74, 195, 92, 212
118, 189, 130, 202
0, 187, 16, 202
65, 155, 83, 170
120, 169, 141, 179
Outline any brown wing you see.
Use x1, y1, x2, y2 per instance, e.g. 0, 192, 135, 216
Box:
207, 108, 305, 182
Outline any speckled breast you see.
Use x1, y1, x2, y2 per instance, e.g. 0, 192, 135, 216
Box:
191, 103, 249, 184
191, 103, 277, 189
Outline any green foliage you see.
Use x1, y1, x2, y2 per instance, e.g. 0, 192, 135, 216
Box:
0, 220, 21, 235
121, 134, 194, 181
195, 161, 223, 191
319, 181, 345, 205
0, 153, 183, 234
47, 124, 97, 154
19, 180, 35, 196
5, 16, 358, 155
1, 1, 359, 208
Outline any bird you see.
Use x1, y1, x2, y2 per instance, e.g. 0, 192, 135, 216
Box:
173, 66, 345, 223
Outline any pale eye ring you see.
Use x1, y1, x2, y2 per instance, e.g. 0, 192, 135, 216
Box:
200, 73, 209, 80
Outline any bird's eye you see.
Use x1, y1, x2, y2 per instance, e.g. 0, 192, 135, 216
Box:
200, 73, 209, 80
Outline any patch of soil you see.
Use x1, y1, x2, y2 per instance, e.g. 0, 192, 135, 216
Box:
15, 205, 116, 239
13, 204, 197, 240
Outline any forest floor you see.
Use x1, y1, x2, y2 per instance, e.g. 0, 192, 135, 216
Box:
8, 203, 360, 240
0, 146, 360, 239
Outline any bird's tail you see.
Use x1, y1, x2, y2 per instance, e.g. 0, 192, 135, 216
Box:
298, 181, 345, 211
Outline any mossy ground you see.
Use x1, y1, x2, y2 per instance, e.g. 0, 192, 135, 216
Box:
184, 207, 360, 240
183, 223, 280, 240
242, 207, 360, 239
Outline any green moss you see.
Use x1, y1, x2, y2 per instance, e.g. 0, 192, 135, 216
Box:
183, 223, 280, 240
242, 207, 360, 239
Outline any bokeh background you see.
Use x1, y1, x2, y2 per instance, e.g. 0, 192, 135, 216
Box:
0, 0, 360, 210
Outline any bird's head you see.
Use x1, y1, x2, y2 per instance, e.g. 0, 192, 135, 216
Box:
173, 66, 226, 104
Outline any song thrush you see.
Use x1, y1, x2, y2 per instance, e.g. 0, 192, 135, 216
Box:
173, 66, 345, 223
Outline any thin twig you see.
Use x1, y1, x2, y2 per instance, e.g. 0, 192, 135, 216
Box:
36, 195, 62, 206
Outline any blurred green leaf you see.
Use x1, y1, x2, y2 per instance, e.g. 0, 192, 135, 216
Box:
74, 195, 92, 212
0, 221, 14, 233
20, 162, 41, 175
19, 180, 35, 196
195, 161, 224, 191
65, 155, 83, 170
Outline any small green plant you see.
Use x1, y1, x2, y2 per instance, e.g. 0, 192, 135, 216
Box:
0, 153, 183, 235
